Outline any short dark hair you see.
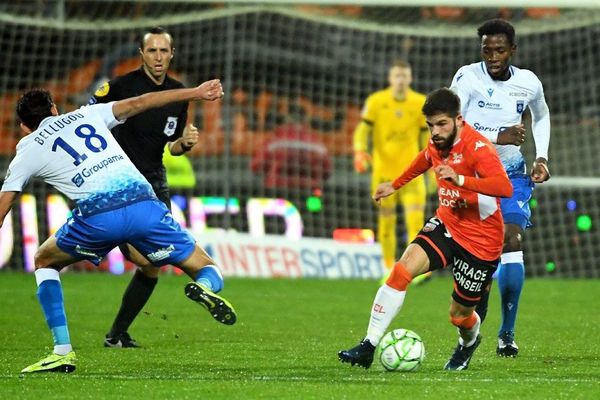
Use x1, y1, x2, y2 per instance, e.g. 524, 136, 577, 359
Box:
140, 26, 173, 50
477, 18, 516, 46
16, 89, 54, 131
422, 88, 461, 118
390, 59, 411, 70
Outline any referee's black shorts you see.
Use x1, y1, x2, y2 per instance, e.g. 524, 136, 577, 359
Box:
142, 168, 171, 210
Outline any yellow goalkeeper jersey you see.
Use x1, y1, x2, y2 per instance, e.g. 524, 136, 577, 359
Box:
355, 88, 427, 178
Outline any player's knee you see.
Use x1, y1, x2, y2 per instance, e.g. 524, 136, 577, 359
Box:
385, 262, 412, 291
503, 231, 523, 252
378, 211, 396, 225
33, 249, 51, 269
378, 208, 396, 222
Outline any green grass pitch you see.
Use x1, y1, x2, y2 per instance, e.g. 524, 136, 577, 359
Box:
0, 272, 598, 399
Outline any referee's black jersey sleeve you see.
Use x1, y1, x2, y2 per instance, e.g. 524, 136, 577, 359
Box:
90, 77, 123, 104
88, 68, 189, 173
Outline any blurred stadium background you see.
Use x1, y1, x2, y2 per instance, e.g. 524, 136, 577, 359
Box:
1, 0, 599, 277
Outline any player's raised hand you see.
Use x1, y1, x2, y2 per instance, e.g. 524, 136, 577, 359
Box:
372, 182, 396, 205
497, 124, 526, 146
181, 124, 199, 149
195, 79, 224, 101
531, 158, 550, 183
434, 165, 460, 186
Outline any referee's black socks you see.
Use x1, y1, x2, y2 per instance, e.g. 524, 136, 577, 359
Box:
108, 269, 158, 337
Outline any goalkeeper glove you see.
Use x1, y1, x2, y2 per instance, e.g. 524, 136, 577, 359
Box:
353, 151, 371, 173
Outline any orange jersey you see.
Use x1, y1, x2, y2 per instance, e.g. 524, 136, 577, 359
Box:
393, 123, 512, 261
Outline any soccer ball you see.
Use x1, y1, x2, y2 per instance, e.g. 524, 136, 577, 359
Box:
377, 329, 425, 372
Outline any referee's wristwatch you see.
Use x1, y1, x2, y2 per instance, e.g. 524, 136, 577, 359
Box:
180, 142, 194, 151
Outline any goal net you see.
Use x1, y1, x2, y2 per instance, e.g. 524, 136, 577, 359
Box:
1, 1, 599, 277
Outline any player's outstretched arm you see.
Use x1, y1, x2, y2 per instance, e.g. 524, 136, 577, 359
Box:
113, 79, 224, 121
0, 191, 18, 229
373, 149, 433, 205
390, 150, 432, 192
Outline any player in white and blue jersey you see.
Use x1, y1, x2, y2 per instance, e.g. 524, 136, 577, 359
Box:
0, 81, 236, 373
450, 19, 551, 357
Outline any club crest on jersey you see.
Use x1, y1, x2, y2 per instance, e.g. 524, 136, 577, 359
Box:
451, 152, 463, 164
395, 110, 403, 118
163, 117, 178, 136
487, 88, 494, 97
516, 100, 525, 113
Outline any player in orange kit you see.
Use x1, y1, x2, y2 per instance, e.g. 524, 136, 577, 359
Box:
339, 88, 512, 370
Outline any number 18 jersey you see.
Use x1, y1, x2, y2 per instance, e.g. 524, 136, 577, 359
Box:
1, 103, 155, 215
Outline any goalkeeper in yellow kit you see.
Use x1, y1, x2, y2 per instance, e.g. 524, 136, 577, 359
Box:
354, 60, 431, 282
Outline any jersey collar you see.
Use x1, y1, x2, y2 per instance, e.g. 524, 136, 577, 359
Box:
481, 61, 514, 81
137, 66, 169, 87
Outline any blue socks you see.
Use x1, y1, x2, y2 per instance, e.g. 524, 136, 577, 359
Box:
35, 269, 72, 355
195, 265, 224, 293
497, 252, 525, 337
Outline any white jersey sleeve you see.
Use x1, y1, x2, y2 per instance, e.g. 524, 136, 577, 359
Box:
450, 66, 476, 125
81, 102, 125, 130
528, 76, 551, 160
1, 137, 38, 193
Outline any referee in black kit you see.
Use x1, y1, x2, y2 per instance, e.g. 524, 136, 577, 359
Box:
91, 26, 200, 348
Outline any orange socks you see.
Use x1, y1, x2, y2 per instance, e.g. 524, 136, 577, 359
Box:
385, 261, 413, 291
